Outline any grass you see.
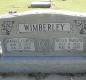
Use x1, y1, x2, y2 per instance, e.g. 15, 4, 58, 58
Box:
53, 0, 86, 12
0, 0, 86, 14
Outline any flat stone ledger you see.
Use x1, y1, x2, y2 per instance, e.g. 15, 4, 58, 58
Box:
31, 2, 51, 8
0, 10, 86, 56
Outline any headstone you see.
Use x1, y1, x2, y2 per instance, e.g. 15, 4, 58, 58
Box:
0, 10, 86, 56
31, 2, 51, 8
0, 10, 86, 73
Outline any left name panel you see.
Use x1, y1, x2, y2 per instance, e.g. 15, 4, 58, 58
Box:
6, 38, 35, 51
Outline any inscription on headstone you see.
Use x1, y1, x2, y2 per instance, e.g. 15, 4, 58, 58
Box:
54, 38, 83, 51
19, 23, 70, 32
6, 38, 35, 51
5, 38, 84, 52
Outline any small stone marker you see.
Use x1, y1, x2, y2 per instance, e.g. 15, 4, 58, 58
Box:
31, 2, 51, 8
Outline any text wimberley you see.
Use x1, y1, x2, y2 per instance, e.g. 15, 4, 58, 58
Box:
19, 23, 70, 32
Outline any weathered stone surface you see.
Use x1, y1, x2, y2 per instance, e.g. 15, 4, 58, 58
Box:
0, 10, 86, 56
0, 10, 86, 73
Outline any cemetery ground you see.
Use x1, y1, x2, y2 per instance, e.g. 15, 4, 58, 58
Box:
0, 0, 86, 14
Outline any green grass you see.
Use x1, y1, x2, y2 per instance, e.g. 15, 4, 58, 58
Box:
53, 0, 86, 12
0, 0, 86, 14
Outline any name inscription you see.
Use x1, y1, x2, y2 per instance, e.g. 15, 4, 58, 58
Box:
6, 38, 35, 51
5, 38, 83, 52
55, 38, 83, 50
19, 23, 71, 32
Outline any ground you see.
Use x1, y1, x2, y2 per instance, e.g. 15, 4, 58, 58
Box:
0, 0, 86, 14
0, 73, 86, 80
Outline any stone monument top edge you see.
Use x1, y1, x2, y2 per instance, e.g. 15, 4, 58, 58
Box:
0, 9, 86, 19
